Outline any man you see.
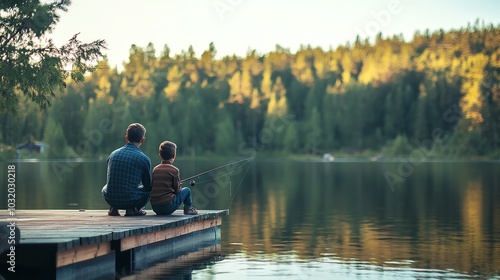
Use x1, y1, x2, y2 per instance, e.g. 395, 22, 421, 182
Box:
102, 123, 152, 216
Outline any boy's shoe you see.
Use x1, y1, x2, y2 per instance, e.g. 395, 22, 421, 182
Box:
125, 208, 147, 216
108, 207, 120, 216
184, 207, 198, 215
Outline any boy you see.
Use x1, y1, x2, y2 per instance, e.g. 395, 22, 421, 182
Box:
150, 141, 198, 215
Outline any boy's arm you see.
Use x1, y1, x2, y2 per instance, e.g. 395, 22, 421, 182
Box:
173, 169, 181, 194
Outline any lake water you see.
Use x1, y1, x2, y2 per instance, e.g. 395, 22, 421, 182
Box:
2, 158, 499, 279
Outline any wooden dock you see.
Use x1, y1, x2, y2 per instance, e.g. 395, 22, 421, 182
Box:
0, 209, 228, 279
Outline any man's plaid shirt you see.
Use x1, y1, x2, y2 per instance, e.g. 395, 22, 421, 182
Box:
103, 142, 152, 206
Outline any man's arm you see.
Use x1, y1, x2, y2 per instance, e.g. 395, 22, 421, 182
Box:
142, 158, 152, 192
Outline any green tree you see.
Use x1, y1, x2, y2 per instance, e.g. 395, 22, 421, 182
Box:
383, 134, 413, 156
179, 90, 207, 156
0, 97, 46, 146
414, 92, 429, 141
215, 112, 236, 155
283, 121, 299, 153
82, 99, 108, 156
55, 83, 88, 148
143, 93, 174, 156
321, 93, 337, 150
0, 0, 106, 114
43, 113, 71, 158
305, 107, 321, 155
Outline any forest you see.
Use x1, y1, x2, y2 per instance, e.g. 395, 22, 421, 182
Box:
1, 21, 499, 159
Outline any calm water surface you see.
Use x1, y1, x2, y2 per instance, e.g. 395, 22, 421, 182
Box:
2, 159, 499, 279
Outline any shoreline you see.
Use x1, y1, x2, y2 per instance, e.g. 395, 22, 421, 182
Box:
3, 154, 499, 163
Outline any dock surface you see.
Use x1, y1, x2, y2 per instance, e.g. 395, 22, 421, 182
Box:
1, 209, 228, 279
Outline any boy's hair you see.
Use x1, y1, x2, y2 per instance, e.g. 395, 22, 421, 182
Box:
126, 123, 146, 143
159, 141, 177, 160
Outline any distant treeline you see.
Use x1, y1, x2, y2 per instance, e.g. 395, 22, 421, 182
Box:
1, 21, 499, 159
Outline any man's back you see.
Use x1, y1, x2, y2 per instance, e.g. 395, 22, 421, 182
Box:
104, 142, 151, 207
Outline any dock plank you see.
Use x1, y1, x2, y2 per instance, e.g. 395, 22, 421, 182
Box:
120, 216, 222, 251
56, 242, 111, 267
1, 209, 228, 249
19, 238, 80, 250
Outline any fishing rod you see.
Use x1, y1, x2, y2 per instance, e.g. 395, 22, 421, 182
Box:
181, 157, 254, 186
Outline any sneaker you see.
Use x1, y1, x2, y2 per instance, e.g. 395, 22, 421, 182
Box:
183, 207, 198, 215
108, 207, 120, 216
125, 208, 147, 216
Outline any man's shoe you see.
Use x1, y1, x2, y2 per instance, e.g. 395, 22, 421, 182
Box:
125, 208, 147, 216
108, 207, 120, 216
183, 207, 198, 215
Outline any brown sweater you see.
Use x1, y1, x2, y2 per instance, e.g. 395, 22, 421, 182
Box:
150, 161, 181, 206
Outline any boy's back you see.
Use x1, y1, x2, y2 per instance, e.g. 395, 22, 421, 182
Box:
150, 162, 181, 206
150, 140, 197, 215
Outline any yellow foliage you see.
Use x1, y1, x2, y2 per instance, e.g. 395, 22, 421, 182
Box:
327, 51, 342, 73
291, 51, 314, 85
313, 48, 326, 78
326, 80, 344, 94
95, 76, 111, 100
164, 65, 184, 101
340, 55, 353, 84
226, 58, 239, 75
267, 76, 287, 115
184, 61, 197, 72
250, 88, 260, 109
260, 66, 272, 99
164, 83, 180, 101
241, 70, 252, 99
267, 94, 277, 114
91, 60, 114, 102
415, 49, 452, 74
459, 54, 488, 128
167, 65, 184, 83
359, 48, 406, 84
228, 71, 242, 103
131, 79, 153, 99
358, 56, 377, 84
228, 70, 253, 103
189, 71, 199, 83
200, 50, 213, 73
243, 56, 263, 76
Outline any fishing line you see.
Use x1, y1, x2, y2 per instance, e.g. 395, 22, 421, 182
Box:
189, 170, 232, 185
179, 157, 254, 208
227, 158, 254, 209
180, 157, 254, 184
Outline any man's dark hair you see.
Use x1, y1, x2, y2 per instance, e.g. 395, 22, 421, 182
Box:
159, 141, 177, 160
126, 123, 146, 143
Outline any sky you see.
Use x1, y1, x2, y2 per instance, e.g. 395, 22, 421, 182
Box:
48, 0, 500, 71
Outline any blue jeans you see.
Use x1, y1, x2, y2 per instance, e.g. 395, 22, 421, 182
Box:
102, 185, 150, 210
152, 187, 193, 215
